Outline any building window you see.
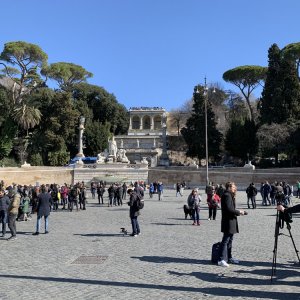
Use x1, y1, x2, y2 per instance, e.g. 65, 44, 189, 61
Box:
143, 115, 151, 130
154, 116, 162, 129
132, 115, 140, 129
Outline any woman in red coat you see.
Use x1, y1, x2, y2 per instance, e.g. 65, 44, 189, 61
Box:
207, 189, 220, 221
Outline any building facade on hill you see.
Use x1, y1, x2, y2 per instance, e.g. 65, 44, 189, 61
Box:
114, 107, 168, 167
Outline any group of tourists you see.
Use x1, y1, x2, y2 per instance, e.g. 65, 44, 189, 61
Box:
148, 181, 164, 200
245, 181, 294, 209
185, 182, 224, 225
0, 181, 89, 240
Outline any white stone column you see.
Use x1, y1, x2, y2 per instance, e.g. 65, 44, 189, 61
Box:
150, 116, 154, 130
129, 117, 132, 130
139, 116, 143, 130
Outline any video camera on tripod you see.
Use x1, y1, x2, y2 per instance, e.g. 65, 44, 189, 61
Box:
271, 186, 300, 282
275, 187, 293, 225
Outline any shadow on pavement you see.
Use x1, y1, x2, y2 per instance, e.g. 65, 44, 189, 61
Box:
131, 256, 212, 265
150, 222, 192, 226
0, 274, 298, 299
74, 233, 122, 237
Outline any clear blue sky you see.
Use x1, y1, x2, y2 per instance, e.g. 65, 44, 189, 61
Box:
0, 0, 299, 110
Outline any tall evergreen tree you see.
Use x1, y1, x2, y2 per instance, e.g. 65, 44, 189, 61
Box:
260, 43, 300, 124
260, 44, 281, 124
181, 85, 222, 162
225, 119, 258, 161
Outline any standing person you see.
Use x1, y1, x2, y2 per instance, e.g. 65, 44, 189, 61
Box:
207, 189, 220, 220
60, 184, 69, 210
33, 185, 52, 235
107, 184, 115, 207
90, 182, 96, 199
218, 182, 246, 267
187, 189, 201, 225
122, 183, 127, 200
79, 184, 87, 210
0, 189, 10, 238
246, 183, 257, 209
127, 188, 141, 237
157, 182, 163, 201
21, 190, 31, 221
149, 183, 154, 198
97, 183, 105, 204
7, 187, 21, 241
262, 181, 271, 206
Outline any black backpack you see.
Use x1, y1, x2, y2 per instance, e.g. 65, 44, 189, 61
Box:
136, 194, 144, 210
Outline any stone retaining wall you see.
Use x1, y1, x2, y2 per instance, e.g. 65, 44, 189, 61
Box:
0, 167, 73, 186
148, 166, 300, 189
0, 166, 298, 188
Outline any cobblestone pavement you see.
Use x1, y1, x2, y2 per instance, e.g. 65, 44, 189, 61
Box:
0, 188, 300, 300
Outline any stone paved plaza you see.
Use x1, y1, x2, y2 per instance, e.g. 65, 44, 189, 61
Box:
0, 188, 299, 299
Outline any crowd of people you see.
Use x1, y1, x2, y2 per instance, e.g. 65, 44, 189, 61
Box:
0, 181, 90, 240
1, 177, 300, 269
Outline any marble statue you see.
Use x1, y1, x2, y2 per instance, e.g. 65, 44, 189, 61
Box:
108, 136, 118, 158
96, 152, 106, 163
117, 149, 129, 163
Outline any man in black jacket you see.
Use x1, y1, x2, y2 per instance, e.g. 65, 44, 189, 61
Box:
218, 182, 246, 267
33, 185, 52, 235
127, 188, 141, 237
0, 189, 10, 238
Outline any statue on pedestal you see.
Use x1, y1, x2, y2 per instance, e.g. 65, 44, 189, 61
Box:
96, 152, 106, 164
117, 149, 129, 163
108, 136, 118, 161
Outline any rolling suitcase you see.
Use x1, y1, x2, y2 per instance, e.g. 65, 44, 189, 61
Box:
211, 242, 221, 263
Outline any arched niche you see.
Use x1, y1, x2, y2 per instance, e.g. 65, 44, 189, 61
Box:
143, 115, 151, 130
154, 115, 162, 129
132, 115, 140, 129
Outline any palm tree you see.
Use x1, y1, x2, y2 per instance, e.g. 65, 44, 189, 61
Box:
11, 103, 42, 131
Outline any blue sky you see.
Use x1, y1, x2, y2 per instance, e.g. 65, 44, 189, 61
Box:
0, 0, 299, 110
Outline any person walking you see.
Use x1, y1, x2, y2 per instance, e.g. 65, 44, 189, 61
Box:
187, 189, 201, 225
7, 186, 21, 241
176, 183, 183, 197
207, 189, 220, 220
218, 182, 246, 267
33, 185, 52, 235
0, 189, 10, 238
127, 188, 141, 237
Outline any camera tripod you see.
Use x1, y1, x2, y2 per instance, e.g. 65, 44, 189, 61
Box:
271, 210, 300, 282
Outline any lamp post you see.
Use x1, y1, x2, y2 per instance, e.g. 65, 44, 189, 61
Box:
196, 77, 214, 186
203, 78, 209, 186
76, 116, 85, 158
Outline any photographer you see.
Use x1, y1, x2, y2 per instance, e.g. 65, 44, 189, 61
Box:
276, 185, 300, 214
277, 204, 300, 214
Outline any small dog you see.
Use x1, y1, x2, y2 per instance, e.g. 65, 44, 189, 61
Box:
120, 228, 128, 236
183, 205, 193, 219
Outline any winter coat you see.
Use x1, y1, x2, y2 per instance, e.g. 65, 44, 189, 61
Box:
187, 193, 201, 209
21, 196, 30, 214
207, 193, 220, 208
8, 193, 20, 215
37, 192, 52, 217
221, 191, 240, 234
128, 192, 140, 218
0, 195, 10, 211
